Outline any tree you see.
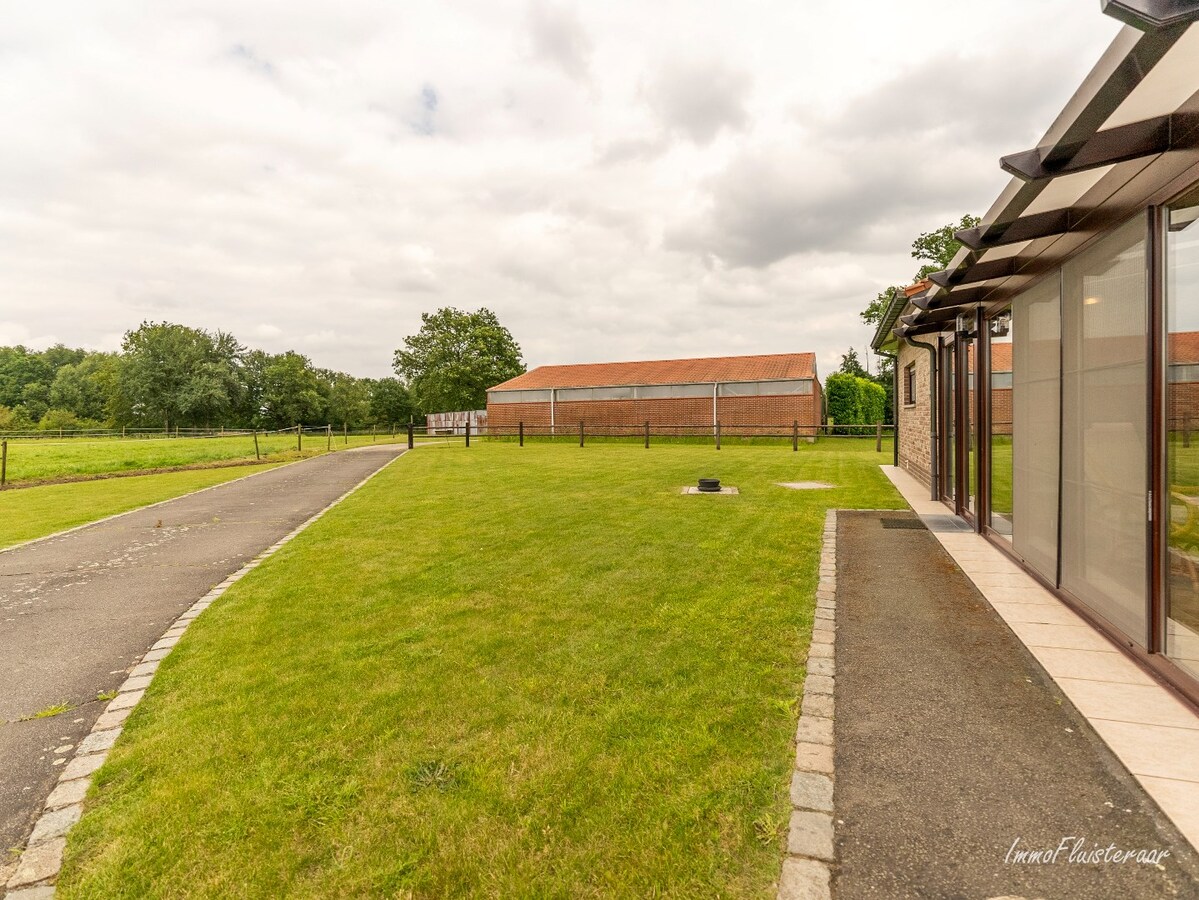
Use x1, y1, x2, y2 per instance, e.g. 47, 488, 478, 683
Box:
368, 377, 415, 427
326, 374, 371, 430
860, 214, 981, 329
393, 308, 525, 413
116, 322, 242, 429
51, 353, 119, 423
260, 351, 326, 427
838, 348, 868, 379
911, 214, 981, 280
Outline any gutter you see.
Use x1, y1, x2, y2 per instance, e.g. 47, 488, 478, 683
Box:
875, 348, 899, 468
904, 334, 940, 502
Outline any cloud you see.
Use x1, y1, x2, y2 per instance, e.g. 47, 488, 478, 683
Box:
0, 0, 1121, 379
663, 46, 1090, 269
643, 57, 751, 144
526, 1, 592, 82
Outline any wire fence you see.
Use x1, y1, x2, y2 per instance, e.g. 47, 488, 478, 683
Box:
404, 420, 895, 451
0, 420, 893, 488
0, 424, 421, 488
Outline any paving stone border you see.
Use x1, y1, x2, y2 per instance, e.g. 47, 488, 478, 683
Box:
777, 508, 837, 900
3, 449, 406, 898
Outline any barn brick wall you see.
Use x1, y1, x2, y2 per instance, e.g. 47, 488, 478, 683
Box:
487, 388, 823, 433
991, 388, 1012, 436
897, 342, 932, 487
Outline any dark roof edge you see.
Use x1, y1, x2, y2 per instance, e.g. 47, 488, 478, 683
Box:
870, 287, 907, 352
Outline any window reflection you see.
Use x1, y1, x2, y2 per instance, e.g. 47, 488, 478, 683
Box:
989, 311, 1013, 538
1166, 187, 1199, 680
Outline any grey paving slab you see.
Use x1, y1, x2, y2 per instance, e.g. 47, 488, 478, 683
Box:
0, 446, 402, 860
834, 509, 1199, 899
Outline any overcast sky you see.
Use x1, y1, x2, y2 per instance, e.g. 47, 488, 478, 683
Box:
1, 1, 1121, 379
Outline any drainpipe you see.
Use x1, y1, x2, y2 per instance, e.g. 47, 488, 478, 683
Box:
905, 335, 939, 501
876, 349, 899, 468
550, 389, 556, 435
712, 382, 719, 434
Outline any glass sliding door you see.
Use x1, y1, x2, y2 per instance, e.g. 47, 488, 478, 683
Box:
989, 309, 1014, 538
1165, 187, 1199, 680
964, 333, 977, 518
1061, 215, 1149, 644
1012, 279, 1061, 582
942, 338, 956, 504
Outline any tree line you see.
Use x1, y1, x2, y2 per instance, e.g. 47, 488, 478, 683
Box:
843, 214, 981, 424
0, 322, 417, 433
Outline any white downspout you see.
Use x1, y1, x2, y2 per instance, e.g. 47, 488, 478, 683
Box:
712, 382, 719, 434
550, 388, 556, 435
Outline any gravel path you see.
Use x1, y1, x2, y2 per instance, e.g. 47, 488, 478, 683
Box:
833, 509, 1199, 899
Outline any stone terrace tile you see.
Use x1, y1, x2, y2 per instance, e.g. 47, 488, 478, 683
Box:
881, 464, 1199, 853
1056, 677, 1199, 731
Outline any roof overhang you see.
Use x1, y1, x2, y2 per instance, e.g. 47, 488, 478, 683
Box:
886, 6, 1199, 343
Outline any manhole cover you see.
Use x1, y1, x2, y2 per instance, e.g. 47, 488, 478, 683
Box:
880, 518, 925, 530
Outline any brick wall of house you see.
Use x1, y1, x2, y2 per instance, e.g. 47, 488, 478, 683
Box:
487, 389, 823, 433
897, 341, 932, 487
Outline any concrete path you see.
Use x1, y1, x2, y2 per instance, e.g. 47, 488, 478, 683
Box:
834, 509, 1199, 898
0, 446, 404, 875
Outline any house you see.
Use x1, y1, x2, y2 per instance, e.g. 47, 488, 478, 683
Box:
872, 2, 1199, 703
486, 352, 823, 435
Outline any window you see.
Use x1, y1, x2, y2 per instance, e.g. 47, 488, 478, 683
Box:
1060, 214, 1147, 643
988, 310, 1013, 539
556, 386, 635, 402
1165, 185, 1199, 679
1012, 278, 1060, 580
634, 383, 713, 400
488, 389, 552, 404
903, 365, 916, 405
717, 379, 813, 397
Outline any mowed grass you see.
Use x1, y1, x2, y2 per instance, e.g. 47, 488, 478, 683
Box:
60, 440, 902, 899
0, 464, 284, 549
0, 432, 406, 485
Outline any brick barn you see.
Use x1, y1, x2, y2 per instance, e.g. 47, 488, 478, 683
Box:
486, 353, 823, 434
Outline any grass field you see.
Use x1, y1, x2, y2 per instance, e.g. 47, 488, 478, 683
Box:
0, 464, 285, 550
0, 432, 407, 485
59, 440, 901, 899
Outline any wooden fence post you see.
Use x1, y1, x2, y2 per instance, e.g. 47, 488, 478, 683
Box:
407, 422, 414, 449
253, 431, 260, 461
327, 425, 332, 451
344, 423, 348, 445
579, 421, 584, 448
876, 422, 883, 452
1, 440, 7, 488
715, 421, 721, 451
793, 420, 798, 452
645, 420, 650, 449
519, 421, 524, 447
297, 424, 302, 452
465, 419, 471, 447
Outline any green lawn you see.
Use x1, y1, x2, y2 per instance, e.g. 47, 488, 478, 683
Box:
0, 464, 284, 549
59, 440, 901, 899
0, 432, 406, 485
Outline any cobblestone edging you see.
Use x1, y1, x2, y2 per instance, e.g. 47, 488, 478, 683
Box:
3, 451, 406, 899
778, 508, 837, 900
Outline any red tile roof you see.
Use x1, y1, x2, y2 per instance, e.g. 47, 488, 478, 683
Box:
491, 352, 818, 391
